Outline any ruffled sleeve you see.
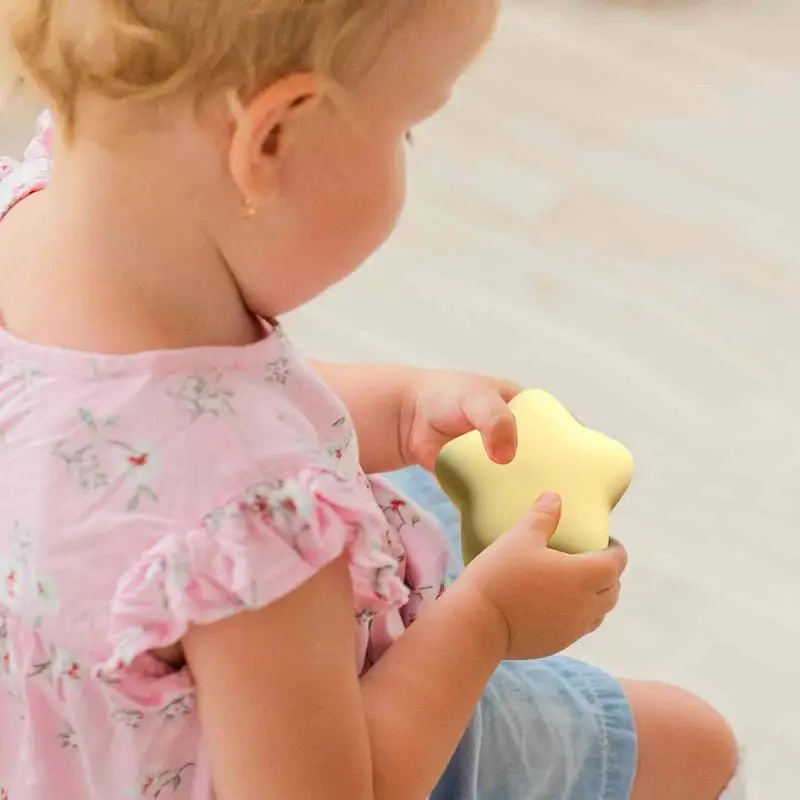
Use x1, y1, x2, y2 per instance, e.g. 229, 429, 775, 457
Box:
94, 466, 409, 704
0, 110, 53, 221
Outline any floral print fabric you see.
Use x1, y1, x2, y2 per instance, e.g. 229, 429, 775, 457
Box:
0, 115, 449, 798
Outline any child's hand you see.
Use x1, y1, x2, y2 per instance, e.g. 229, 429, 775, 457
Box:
460, 493, 628, 660
399, 371, 521, 471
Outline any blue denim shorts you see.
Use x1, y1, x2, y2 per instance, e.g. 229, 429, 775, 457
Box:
387, 468, 637, 800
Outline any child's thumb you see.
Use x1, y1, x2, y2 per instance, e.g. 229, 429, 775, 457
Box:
524, 492, 562, 546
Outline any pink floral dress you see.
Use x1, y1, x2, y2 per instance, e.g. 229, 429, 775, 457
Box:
0, 114, 449, 798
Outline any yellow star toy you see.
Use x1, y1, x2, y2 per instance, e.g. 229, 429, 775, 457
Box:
435, 389, 634, 562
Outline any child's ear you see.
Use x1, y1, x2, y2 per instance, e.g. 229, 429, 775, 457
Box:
228, 73, 321, 202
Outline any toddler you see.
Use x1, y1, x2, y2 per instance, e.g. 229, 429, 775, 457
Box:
0, 1, 744, 798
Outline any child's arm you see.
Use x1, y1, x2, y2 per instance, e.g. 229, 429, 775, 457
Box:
309, 361, 418, 473
309, 361, 520, 473
184, 499, 625, 800
184, 555, 504, 800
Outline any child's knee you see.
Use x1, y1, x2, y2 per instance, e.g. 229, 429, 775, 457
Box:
622, 680, 740, 799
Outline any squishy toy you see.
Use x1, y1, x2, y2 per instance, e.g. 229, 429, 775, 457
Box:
436, 389, 634, 563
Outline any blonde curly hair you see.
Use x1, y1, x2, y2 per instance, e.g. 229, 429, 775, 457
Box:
2, 0, 417, 137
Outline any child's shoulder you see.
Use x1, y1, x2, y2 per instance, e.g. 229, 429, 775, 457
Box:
0, 328, 374, 677
0, 321, 352, 520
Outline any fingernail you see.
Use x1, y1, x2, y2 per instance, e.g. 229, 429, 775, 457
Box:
494, 443, 516, 463
536, 492, 561, 511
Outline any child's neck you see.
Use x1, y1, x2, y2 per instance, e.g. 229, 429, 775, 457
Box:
0, 111, 261, 354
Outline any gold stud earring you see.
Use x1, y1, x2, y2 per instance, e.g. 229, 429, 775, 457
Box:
241, 196, 259, 219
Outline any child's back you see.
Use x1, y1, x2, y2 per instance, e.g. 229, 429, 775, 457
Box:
0, 179, 446, 792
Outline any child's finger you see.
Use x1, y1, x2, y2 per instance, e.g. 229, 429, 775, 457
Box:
460, 392, 518, 464
515, 492, 563, 548
496, 380, 523, 403
573, 539, 629, 590
597, 581, 621, 615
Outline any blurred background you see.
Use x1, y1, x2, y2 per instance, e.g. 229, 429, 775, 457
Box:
2, 0, 797, 795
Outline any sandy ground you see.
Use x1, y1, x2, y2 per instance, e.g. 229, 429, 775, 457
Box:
2, 1, 798, 795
